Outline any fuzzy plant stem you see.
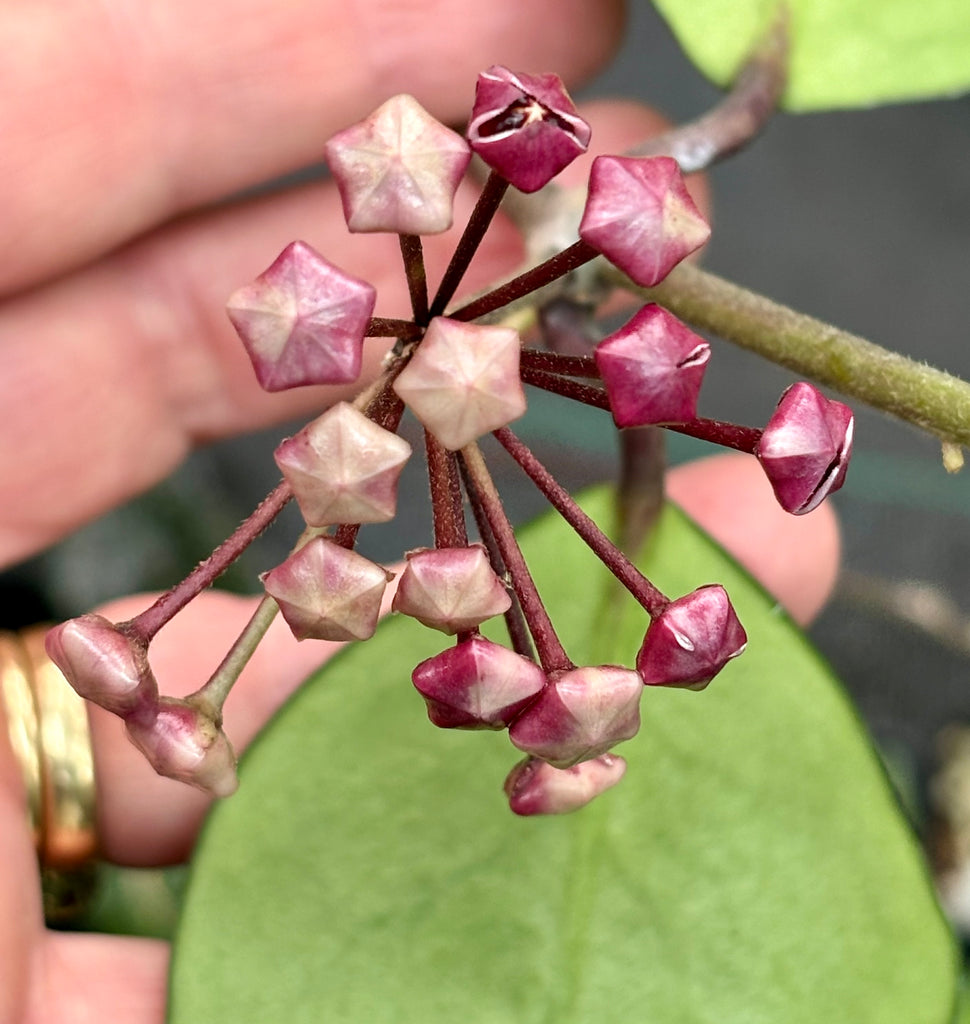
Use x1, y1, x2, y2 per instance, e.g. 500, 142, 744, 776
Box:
366, 317, 423, 342
459, 442, 571, 673
519, 349, 600, 378
399, 234, 429, 323
425, 430, 468, 549
492, 427, 669, 617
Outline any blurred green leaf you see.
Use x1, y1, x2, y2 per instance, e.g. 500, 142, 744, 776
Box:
170, 493, 957, 1023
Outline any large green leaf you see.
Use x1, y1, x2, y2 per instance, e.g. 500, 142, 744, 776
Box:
169, 493, 957, 1023
651, 0, 970, 110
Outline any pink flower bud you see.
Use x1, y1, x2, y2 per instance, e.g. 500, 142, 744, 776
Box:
509, 665, 642, 769
262, 538, 392, 642
325, 94, 471, 235
411, 636, 546, 730
579, 155, 710, 287
504, 753, 627, 816
226, 241, 376, 391
275, 402, 412, 527
637, 585, 747, 691
595, 304, 711, 426
44, 615, 157, 717
756, 382, 854, 515
466, 66, 591, 193
125, 698, 238, 797
392, 545, 511, 634
392, 317, 526, 451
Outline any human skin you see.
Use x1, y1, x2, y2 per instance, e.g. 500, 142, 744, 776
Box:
0, 2, 838, 1020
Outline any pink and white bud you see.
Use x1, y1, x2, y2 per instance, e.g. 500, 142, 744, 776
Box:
509, 665, 642, 769
125, 698, 238, 798
44, 614, 157, 717
504, 753, 627, 816
324, 94, 471, 235
466, 66, 591, 193
275, 402, 412, 526
637, 584, 747, 691
411, 635, 546, 730
262, 538, 392, 642
392, 545, 511, 634
579, 155, 710, 287
392, 317, 526, 451
756, 382, 854, 515
226, 241, 375, 391
595, 304, 711, 426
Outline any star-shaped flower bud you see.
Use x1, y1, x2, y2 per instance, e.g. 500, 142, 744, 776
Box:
579, 155, 710, 287
637, 585, 747, 691
125, 698, 238, 798
226, 241, 376, 392
392, 318, 526, 451
509, 665, 642, 769
504, 753, 627, 816
466, 66, 591, 193
392, 545, 511, 634
275, 402, 412, 527
324, 94, 471, 235
411, 635, 546, 730
45, 614, 157, 717
262, 538, 393, 642
595, 304, 711, 426
756, 382, 854, 515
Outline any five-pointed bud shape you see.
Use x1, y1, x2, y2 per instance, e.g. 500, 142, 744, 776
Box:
579, 155, 710, 287
392, 318, 527, 451
756, 382, 854, 515
262, 538, 392, 642
466, 66, 591, 193
504, 753, 627, 816
411, 635, 546, 729
392, 545, 511, 634
324, 94, 471, 235
509, 665, 642, 769
226, 241, 375, 391
595, 304, 711, 426
637, 585, 747, 691
275, 402, 412, 526
44, 615, 157, 717
125, 698, 238, 797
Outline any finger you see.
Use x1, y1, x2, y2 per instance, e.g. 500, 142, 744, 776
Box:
0, 100, 669, 568
3, 0, 624, 295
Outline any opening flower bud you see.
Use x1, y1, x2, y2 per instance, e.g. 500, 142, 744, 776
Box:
275, 402, 412, 527
509, 665, 642, 769
226, 241, 375, 391
504, 753, 627, 816
411, 635, 546, 729
466, 66, 591, 193
579, 155, 710, 287
595, 304, 711, 426
637, 584, 747, 690
756, 382, 854, 515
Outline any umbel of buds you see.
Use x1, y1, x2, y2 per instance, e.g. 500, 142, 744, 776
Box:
46, 65, 855, 815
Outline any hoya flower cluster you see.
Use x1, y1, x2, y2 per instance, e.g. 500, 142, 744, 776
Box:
46, 67, 853, 814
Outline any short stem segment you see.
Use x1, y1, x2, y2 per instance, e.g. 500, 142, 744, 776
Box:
366, 317, 423, 341
425, 430, 468, 548
399, 234, 429, 324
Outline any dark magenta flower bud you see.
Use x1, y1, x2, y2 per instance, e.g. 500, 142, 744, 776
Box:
509, 665, 642, 769
262, 538, 393, 642
44, 614, 157, 717
226, 241, 376, 391
411, 635, 546, 730
579, 155, 710, 287
637, 585, 747, 691
325, 94, 471, 235
125, 698, 238, 797
504, 753, 627, 816
466, 66, 591, 193
756, 382, 854, 515
595, 304, 711, 426
275, 402, 412, 527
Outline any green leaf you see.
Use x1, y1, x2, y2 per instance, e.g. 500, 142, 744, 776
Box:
170, 494, 957, 1023
651, 0, 970, 110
